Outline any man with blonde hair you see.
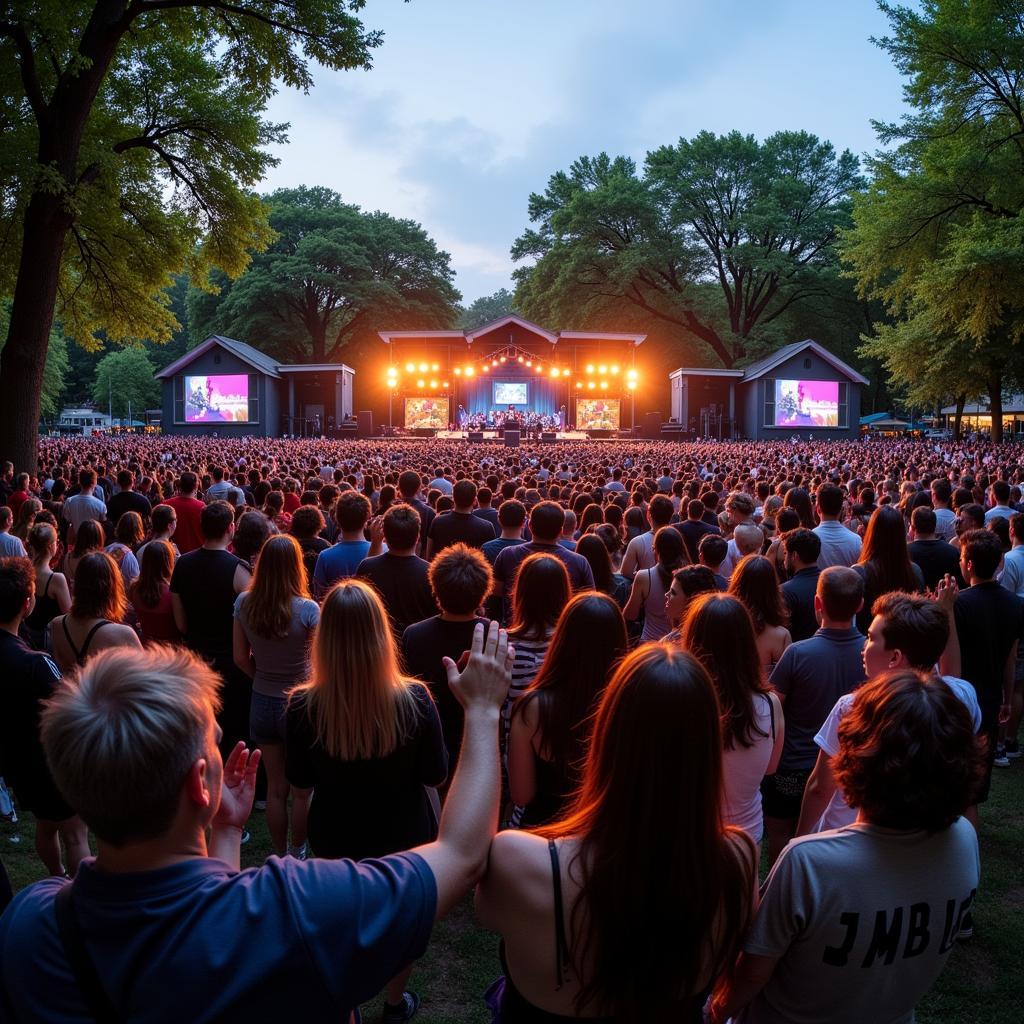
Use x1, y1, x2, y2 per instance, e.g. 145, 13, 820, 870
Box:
0, 625, 514, 1021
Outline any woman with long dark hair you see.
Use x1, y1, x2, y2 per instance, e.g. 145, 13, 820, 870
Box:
129, 540, 180, 645
623, 526, 688, 642
783, 486, 816, 530
505, 554, 572, 749
508, 593, 628, 826
478, 643, 756, 1022
287, 578, 449, 1020
21, 523, 71, 650
62, 519, 104, 592
575, 534, 629, 608
681, 594, 783, 845
728, 554, 792, 672
235, 534, 319, 858
853, 505, 925, 633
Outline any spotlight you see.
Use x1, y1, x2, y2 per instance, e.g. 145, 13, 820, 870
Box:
387, 380, 397, 389
586, 364, 594, 374
600, 381, 608, 390
587, 381, 596, 390
491, 359, 498, 367
627, 380, 637, 391
610, 365, 619, 375
442, 381, 449, 388
417, 379, 425, 388
419, 362, 428, 373
465, 366, 475, 377
525, 360, 532, 367
454, 367, 462, 376
535, 364, 542, 374
500, 356, 507, 363
405, 362, 415, 373
626, 369, 638, 381
575, 381, 581, 389
429, 379, 438, 389
482, 365, 489, 372
562, 368, 570, 377
517, 356, 524, 364
550, 367, 560, 378
598, 364, 607, 375
431, 363, 439, 372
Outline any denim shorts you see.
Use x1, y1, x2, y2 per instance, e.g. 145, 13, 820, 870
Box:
250, 692, 288, 746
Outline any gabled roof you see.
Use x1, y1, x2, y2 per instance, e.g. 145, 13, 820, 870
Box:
465, 314, 558, 345
156, 336, 282, 379
739, 340, 869, 386
557, 330, 646, 346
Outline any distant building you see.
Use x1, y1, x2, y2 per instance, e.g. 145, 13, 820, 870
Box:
57, 406, 112, 434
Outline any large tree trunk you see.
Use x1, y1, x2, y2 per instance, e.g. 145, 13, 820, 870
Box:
0, 192, 71, 473
953, 392, 966, 440
989, 376, 1004, 443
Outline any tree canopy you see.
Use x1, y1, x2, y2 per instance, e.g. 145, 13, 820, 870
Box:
187, 186, 460, 363
842, 0, 1024, 439
0, 1, 385, 471
458, 288, 518, 330
92, 346, 160, 420
512, 132, 863, 368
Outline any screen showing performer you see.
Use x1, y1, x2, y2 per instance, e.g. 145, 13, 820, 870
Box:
576, 399, 620, 430
493, 381, 528, 405
184, 375, 250, 423
773, 379, 839, 428
405, 397, 449, 429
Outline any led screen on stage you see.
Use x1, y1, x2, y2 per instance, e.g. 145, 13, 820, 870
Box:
493, 381, 528, 405
773, 379, 839, 428
405, 397, 449, 429
184, 374, 250, 423
577, 399, 620, 430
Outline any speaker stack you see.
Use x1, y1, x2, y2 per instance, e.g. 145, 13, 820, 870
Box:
504, 430, 521, 447
468, 431, 484, 443
541, 431, 557, 442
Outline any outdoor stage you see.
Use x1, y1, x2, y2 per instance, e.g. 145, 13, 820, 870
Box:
436, 429, 592, 441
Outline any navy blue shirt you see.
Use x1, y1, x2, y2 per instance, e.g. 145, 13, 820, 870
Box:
0, 853, 436, 1022
781, 566, 822, 643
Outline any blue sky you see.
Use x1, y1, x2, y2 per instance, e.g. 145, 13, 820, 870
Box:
261, 0, 909, 305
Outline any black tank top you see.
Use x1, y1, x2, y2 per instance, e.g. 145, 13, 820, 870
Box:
24, 573, 61, 632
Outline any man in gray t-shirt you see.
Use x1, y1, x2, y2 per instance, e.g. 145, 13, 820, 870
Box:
710, 672, 982, 1024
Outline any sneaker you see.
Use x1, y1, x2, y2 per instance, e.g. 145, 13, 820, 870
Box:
994, 745, 1010, 768
381, 991, 420, 1023
957, 909, 974, 943
1005, 739, 1021, 759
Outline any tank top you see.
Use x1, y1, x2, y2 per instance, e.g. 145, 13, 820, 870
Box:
23, 572, 61, 647
60, 617, 113, 667
721, 692, 776, 841
640, 566, 671, 641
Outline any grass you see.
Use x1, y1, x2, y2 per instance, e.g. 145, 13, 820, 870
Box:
3, 766, 1021, 1024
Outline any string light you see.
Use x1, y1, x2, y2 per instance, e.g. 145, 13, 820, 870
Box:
464, 366, 475, 377
417, 379, 425, 388
454, 367, 462, 376
419, 362, 428, 373
626, 369, 638, 381
405, 362, 415, 372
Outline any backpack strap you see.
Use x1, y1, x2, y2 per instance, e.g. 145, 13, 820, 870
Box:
53, 884, 123, 1023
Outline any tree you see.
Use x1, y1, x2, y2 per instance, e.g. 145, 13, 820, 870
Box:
458, 288, 518, 330
187, 186, 460, 362
512, 133, 863, 368
842, 0, 1024, 441
0, 301, 68, 421
92, 347, 160, 421
0, 2, 384, 473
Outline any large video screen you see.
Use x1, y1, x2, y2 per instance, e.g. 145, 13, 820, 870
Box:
185, 374, 250, 423
577, 399, 620, 430
494, 381, 528, 405
774, 379, 839, 428
405, 397, 449, 429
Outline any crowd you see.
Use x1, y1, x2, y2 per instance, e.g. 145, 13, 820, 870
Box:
0, 433, 1019, 1022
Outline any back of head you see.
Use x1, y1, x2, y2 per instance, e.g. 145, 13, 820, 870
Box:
529, 500, 566, 542
816, 565, 864, 623
497, 498, 526, 530
698, 533, 727, 569
687, 498, 705, 520
428, 542, 492, 615
290, 504, 325, 541
26, 522, 56, 565
911, 505, 936, 536
79, 468, 96, 490
575, 534, 614, 593
200, 500, 234, 541
41, 646, 220, 846
782, 527, 821, 566
961, 527, 1002, 580
232, 510, 274, 565
649, 494, 673, 528
816, 483, 843, 518
0, 556, 33, 623
543, 643, 752, 1020
733, 523, 764, 557
653, 525, 687, 585
673, 564, 718, 598
834, 670, 982, 831
135, 540, 174, 609
178, 471, 197, 495
728, 554, 788, 630
398, 470, 421, 499
335, 490, 371, 533
680, 593, 766, 749
510, 553, 571, 639
72, 518, 106, 557
871, 592, 948, 671
452, 479, 477, 509
73, 551, 126, 621
246, 534, 308, 638
382, 504, 420, 550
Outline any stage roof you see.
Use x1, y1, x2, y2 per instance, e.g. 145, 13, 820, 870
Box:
378, 314, 646, 347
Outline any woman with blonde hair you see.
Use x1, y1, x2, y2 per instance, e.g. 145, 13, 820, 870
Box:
50, 552, 141, 672
233, 534, 319, 858
286, 578, 447, 1021
130, 540, 180, 645
20, 523, 71, 650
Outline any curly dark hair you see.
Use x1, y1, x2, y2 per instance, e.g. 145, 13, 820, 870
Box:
833, 670, 983, 832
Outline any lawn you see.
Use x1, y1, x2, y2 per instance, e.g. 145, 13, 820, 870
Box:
3, 766, 1021, 1023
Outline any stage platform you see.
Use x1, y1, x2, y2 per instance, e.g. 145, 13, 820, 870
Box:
436, 429, 591, 441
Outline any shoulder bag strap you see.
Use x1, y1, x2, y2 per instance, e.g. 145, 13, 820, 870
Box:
53, 885, 123, 1023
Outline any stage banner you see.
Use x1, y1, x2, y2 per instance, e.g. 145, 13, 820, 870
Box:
405, 397, 449, 429
577, 398, 620, 430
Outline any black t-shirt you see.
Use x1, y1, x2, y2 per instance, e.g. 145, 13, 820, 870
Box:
285, 683, 447, 860
106, 489, 152, 528
674, 519, 721, 563
0, 631, 70, 818
402, 615, 488, 769
356, 553, 437, 638
473, 507, 501, 535
428, 511, 496, 553
909, 538, 964, 589
954, 581, 1024, 722
170, 548, 244, 661
782, 567, 822, 643
298, 536, 330, 587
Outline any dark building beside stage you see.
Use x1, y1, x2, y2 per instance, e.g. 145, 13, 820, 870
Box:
669, 340, 867, 441
157, 336, 355, 437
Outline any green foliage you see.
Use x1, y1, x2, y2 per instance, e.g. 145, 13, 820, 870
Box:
458, 288, 518, 330
0, 2, 385, 351
187, 186, 461, 362
513, 135, 863, 368
0, 301, 67, 419
843, 0, 1024, 436
91, 347, 160, 420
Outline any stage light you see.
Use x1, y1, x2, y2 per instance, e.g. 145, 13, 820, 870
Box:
386, 368, 397, 379
482, 365, 489, 373
535, 364, 542, 374
518, 356, 524, 364
525, 360, 532, 367
500, 356, 507, 363
627, 380, 638, 391
610, 365, 619, 375
419, 362, 428, 372
405, 362, 415, 372
442, 381, 449, 388
587, 381, 596, 390
600, 381, 609, 390
431, 363, 439, 372
626, 369, 638, 381
429, 379, 438, 389
575, 381, 581, 389
465, 366, 475, 377
491, 359, 498, 367
454, 367, 462, 376
387, 379, 397, 388
550, 367, 560, 378
598, 364, 607, 375
417, 379, 425, 388
561, 368, 570, 377
585, 364, 594, 374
